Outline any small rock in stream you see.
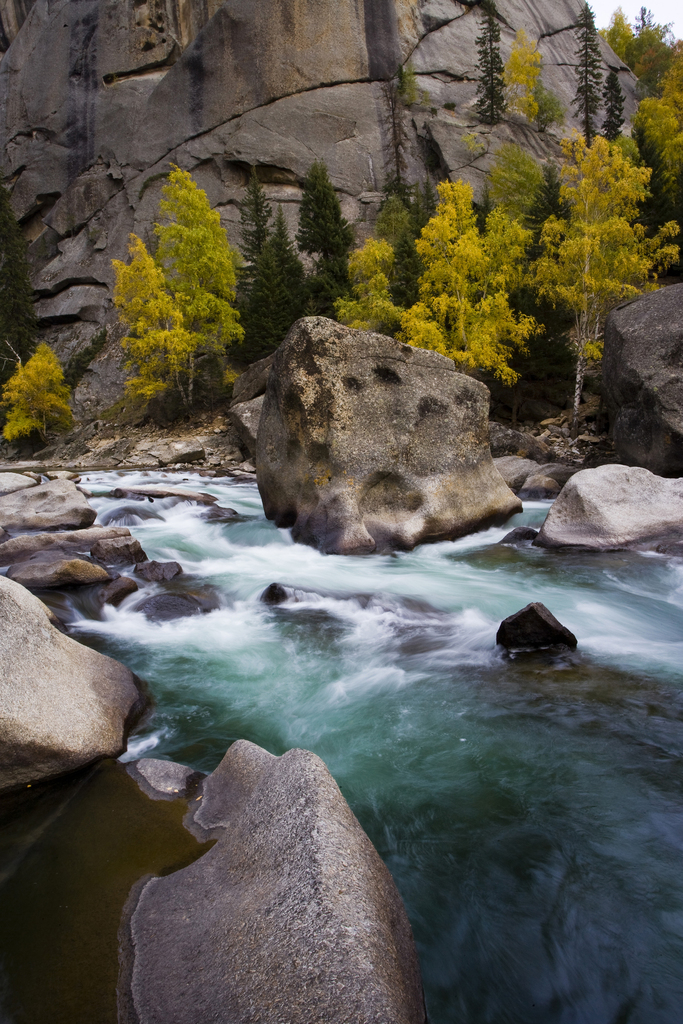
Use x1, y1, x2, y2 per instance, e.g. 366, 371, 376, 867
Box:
134, 592, 217, 621
500, 527, 539, 545
125, 758, 205, 801
135, 560, 183, 582
99, 576, 139, 606
91, 536, 148, 565
496, 602, 578, 651
201, 505, 239, 522
261, 582, 289, 605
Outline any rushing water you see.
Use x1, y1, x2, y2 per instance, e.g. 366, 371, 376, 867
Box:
7, 469, 683, 1023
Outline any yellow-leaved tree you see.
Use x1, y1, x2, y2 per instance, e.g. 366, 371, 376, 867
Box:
113, 166, 243, 407
504, 29, 542, 122
1, 343, 72, 441
533, 133, 679, 437
335, 239, 402, 334
400, 180, 538, 383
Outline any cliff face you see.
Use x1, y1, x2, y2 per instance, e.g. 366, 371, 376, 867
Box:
0, 0, 636, 421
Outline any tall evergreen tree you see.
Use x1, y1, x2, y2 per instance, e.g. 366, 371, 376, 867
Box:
296, 161, 354, 316
601, 70, 625, 140
475, 1, 506, 125
527, 163, 570, 242
0, 183, 38, 388
239, 168, 272, 273
572, 4, 603, 143
391, 232, 422, 309
241, 206, 304, 361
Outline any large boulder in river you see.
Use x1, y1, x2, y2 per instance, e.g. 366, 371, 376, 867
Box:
6, 557, 112, 589
0, 525, 132, 564
0, 472, 36, 496
535, 464, 683, 550
0, 575, 145, 794
256, 318, 521, 554
0, 479, 96, 531
603, 285, 683, 476
119, 739, 426, 1024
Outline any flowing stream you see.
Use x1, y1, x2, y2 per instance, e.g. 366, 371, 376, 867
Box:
4, 469, 683, 1023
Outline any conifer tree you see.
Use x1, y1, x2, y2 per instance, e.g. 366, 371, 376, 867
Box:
239, 168, 272, 273
0, 183, 38, 388
476, 1, 506, 125
527, 162, 569, 241
296, 161, 354, 316
572, 4, 603, 144
391, 232, 423, 309
241, 206, 304, 361
602, 70, 625, 140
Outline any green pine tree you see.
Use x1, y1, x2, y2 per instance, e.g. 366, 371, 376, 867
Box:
475, 1, 506, 125
527, 162, 570, 242
391, 231, 423, 309
296, 161, 354, 316
239, 168, 272, 274
633, 123, 676, 231
572, 3, 603, 143
601, 70, 625, 140
0, 183, 38, 388
241, 206, 304, 361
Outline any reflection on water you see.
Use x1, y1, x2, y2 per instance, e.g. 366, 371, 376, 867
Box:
3, 469, 683, 1023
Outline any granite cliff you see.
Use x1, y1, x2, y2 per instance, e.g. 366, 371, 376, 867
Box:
0, 0, 636, 422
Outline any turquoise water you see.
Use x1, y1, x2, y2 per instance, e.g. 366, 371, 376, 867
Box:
47, 472, 683, 1021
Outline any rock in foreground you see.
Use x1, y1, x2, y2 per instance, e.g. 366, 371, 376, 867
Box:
497, 602, 578, 651
119, 740, 426, 1024
6, 558, 112, 590
0, 575, 145, 794
0, 479, 97, 532
535, 465, 683, 550
603, 284, 683, 476
256, 318, 521, 554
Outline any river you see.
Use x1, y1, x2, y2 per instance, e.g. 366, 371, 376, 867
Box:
4, 469, 683, 1023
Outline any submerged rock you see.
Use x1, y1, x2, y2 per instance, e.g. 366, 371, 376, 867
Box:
535, 465, 683, 550
200, 505, 239, 522
0, 479, 97, 532
0, 575, 145, 794
500, 526, 539, 545
125, 758, 205, 801
119, 740, 426, 1024
91, 535, 148, 565
256, 318, 521, 554
260, 582, 289, 605
0, 472, 37, 496
99, 576, 139, 607
134, 560, 183, 582
134, 592, 218, 621
496, 602, 578, 651
603, 284, 683, 476
6, 558, 112, 590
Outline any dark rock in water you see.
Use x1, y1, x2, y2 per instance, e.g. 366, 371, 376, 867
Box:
256, 317, 520, 555
91, 536, 148, 565
231, 353, 275, 406
134, 592, 217, 621
99, 576, 139, 607
0, 575, 146, 794
135, 560, 183, 582
500, 527, 539, 545
99, 505, 164, 526
119, 740, 426, 1024
7, 558, 112, 590
488, 422, 549, 463
496, 602, 578, 651
261, 582, 289, 605
0, 479, 96, 531
535, 465, 683, 551
201, 505, 239, 523
125, 758, 205, 801
603, 284, 683, 476
518, 473, 561, 500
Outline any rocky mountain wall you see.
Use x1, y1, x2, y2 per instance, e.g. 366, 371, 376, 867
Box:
0, 0, 636, 422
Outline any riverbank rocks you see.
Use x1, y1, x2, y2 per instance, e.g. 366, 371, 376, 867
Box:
0, 472, 36, 496
119, 740, 426, 1024
488, 422, 550, 463
0, 479, 97, 532
518, 473, 561, 500
0, 575, 145, 794
535, 465, 683, 550
256, 318, 521, 554
6, 558, 112, 590
603, 284, 683, 476
0, 526, 131, 564
230, 395, 264, 458
493, 457, 541, 492
91, 535, 147, 565
496, 602, 578, 651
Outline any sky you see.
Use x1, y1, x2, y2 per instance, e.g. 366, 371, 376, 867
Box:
591, 1, 683, 39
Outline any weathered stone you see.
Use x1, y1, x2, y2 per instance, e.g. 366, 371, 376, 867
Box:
518, 473, 561, 500
34, 284, 109, 324
134, 560, 183, 582
496, 601, 578, 651
488, 421, 549, 462
602, 284, 683, 477
0, 526, 131, 565
200, 505, 238, 522
7, 557, 112, 589
126, 758, 204, 801
0, 574, 145, 794
260, 582, 288, 605
0, 471, 36, 495
257, 318, 521, 554
134, 593, 208, 621
231, 353, 274, 405
0, 479, 96, 531
111, 485, 217, 505
100, 575, 139, 606
91, 535, 148, 565
536, 462, 579, 486
46, 470, 79, 480
500, 526, 538, 545
137, 439, 206, 467
119, 740, 426, 1024
493, 456, 541, 492
229, 395, 263, 458
535, 465, 683, 551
